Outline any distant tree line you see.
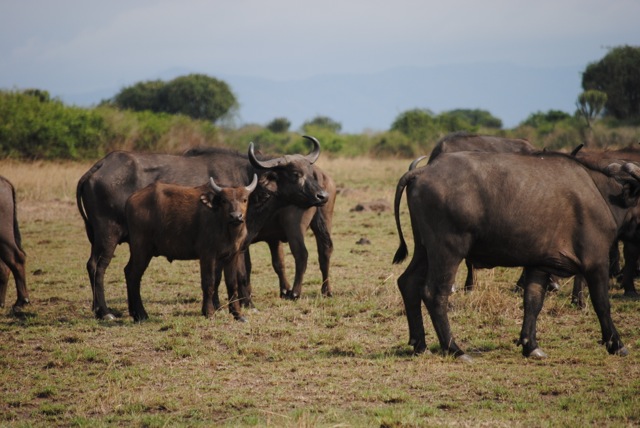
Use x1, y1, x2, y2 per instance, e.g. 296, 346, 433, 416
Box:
1, 45, 639, 159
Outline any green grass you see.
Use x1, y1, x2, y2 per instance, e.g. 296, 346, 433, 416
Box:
1, 158, 639, 426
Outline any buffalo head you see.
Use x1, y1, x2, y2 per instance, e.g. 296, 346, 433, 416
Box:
248, 135, 329, 208
201, 174, 258, 226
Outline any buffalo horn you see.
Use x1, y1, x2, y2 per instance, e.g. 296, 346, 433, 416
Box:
408, 155, 428, 171
248, 135, 321, 169
622, 162, 640, 181
209, 177, 223, 194
606, 163, 624, 176
246, 174, 258, 192
302, 135, 321, 164
570, 144, 584, 157
248, 142, 282, 169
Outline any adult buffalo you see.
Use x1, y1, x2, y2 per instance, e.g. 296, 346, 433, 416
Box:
125, 176, 257, 321
572, 145, 640, 303
412, 131, 541, 292
76, 136, 328, 320
427, 131, 536, 162
393, 151, 638, 360
246, 165, 336, 300
0, 176, 29, 312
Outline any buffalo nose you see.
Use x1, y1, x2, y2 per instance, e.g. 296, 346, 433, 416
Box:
229, 212, 244, 224
316, 190, 329, 204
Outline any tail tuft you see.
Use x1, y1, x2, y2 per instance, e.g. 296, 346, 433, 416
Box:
392, 243, 408, 264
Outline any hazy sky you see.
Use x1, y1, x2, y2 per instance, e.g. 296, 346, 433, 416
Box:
1, 0, 639, 129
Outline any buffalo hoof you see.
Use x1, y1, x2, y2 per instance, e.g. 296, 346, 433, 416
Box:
132, 312, 148, 322
614, 346, 629, 357
235, 315, 248, 323
283, 291, 299, 301
456, 353, 474, 363
410, 338, 427, 355
526, 348, 548, 359
622, 290, 639, 298
12, 298, 30, 313
280, 291, 291, 299
102, 313, 117, 321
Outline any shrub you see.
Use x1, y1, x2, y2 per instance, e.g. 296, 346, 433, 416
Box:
0, 90, 110, 159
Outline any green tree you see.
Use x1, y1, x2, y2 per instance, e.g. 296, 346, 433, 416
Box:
302, 115, 342, 133
521, 110, 571, 129
444, 109, 502, 129
110, 74, 237, 123
436, 111, 476, 133
390, 108, 437, 141
111, 80, 166, 112
163, 74, 237, 122
582, 45, 640, 121
266, 117, 291, 133
576, 90, 607, 128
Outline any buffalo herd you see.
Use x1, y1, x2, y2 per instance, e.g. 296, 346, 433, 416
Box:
3, 132, 640, 360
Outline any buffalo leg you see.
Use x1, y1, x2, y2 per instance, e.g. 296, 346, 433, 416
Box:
0, 260, 9, 308
123, 251, 151, 322
200, 258, 217, 318
86, 236, 119, 320
267, 240, 292, 298
223, 257, 246, 322
463, 260, 476, 292
609, 242, 622, 279
571, 275, 587, 308
423, 262, 465, 359
0, 241, 29, 311
212, 263, 224, 310
287, 232, 308, 300
518, 269, 548, 357
584, 267, 627, 355
237, 251, 253, 308
310, 213, 333, 297
620, 242, 639, 297
397, 245, 429, 354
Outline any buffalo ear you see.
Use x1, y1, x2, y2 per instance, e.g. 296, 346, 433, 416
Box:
259, 171, 278, 193
200, 192, 215, 209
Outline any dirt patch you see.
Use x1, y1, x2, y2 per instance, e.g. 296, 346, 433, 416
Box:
350, 199, 391, 213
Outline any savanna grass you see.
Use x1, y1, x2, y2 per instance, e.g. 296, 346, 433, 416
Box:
0, 157, 639, 427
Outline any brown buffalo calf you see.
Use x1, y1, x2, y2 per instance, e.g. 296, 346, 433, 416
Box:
0, 175, 29, 312
124, 175, 257, 322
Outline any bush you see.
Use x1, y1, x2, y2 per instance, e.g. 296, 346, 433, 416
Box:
0, 90, 110, 159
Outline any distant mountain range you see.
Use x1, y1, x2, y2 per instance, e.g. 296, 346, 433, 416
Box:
63, 63, 584, 133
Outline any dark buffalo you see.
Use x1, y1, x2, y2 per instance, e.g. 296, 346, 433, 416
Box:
427, 131, 536, 163
246, 165, 336, 300
412, 131, 540, 292
125, 176, 257, 321
572, 145, 640, 303
76, 136, 328, 320
0, 176, 29, 312
393, 151, 638, 360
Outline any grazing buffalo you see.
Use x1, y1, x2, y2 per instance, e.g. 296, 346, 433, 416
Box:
247, 165, 336, 300
76, 136, 328, 320
0, 176, 29, 312
393, 151, 639, 360
125, 176, 257, 321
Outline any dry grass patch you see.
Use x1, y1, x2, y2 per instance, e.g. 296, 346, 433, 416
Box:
1, 157, 639, 426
